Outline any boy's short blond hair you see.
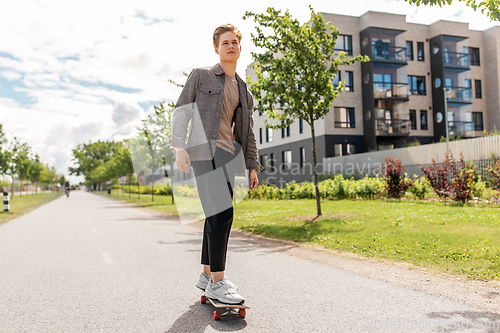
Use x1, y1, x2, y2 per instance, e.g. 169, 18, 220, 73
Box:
213, 24, 242, 48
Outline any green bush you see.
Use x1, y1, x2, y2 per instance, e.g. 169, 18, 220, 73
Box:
409, 175, 430, 199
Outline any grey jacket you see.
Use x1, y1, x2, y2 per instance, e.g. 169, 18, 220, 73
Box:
169, 63, 263, 172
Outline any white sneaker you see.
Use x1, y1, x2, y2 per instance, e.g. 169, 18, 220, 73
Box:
204, 278, 245, 305
196, 272, 238, 291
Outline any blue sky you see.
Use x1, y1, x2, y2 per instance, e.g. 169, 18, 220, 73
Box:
0, 0, 498, 184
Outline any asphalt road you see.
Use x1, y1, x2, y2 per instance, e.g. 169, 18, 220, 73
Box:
0, 191, 498, 333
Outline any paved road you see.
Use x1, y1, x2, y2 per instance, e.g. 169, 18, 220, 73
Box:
0, 191, 498, 332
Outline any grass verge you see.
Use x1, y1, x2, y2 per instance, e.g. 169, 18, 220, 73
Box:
0, 192, 62, 226
102, 189, 500, 281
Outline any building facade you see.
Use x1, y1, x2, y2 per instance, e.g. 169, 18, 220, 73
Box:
246, 11, 500, 186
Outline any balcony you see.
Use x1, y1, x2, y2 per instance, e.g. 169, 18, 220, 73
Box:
446, 86, 472, 103
371, 44, 407, 64
376, 118, 411, 136
448, 120, 475, 138
443, 51, 470, 69
374, 82, 409, 100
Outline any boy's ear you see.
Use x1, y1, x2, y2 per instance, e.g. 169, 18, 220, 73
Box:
214, 46, 219, 55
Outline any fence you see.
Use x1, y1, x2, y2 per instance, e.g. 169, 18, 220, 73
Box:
323, 135, 500, 178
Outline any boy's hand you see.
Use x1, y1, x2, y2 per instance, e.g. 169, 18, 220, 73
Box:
175, 148, 191, 173
248, 169, 259, 190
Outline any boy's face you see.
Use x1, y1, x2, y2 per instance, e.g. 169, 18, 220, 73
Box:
215, 31, 241, 63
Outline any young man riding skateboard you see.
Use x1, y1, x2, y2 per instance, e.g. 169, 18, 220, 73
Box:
169, 24, 263, 304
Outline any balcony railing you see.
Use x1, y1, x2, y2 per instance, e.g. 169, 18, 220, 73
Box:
443, 51, 470, 69
376, 118, 411, 136
448, 120, 475, 137
374, 82, 409, 99
371, 44, 407, 63
446, 86, 472, 103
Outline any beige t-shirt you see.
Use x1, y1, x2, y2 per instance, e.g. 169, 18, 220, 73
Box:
216, 74, 239, 154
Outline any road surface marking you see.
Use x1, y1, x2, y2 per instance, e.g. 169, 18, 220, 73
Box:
102, 252, 115, 264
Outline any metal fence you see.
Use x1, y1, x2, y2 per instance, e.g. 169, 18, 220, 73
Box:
323, 135, 500, 178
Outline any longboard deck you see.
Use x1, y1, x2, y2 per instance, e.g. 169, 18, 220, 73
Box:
207, 297, 250, 309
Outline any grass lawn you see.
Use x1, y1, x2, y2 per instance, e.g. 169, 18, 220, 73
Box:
0, 192, 62, 226
102, 189, 500, 281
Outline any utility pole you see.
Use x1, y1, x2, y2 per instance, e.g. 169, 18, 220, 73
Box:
443, 87, 450, 155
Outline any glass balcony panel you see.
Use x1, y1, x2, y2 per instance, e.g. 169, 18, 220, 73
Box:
372, 45, 407, 63
443, 51, 470, 68
446, 86, 472, 103
373, 82, 409, 99
376, 118, 411, 136
448, 121, 475, 137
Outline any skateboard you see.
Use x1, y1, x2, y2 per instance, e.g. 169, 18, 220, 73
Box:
200, 295, 250, 320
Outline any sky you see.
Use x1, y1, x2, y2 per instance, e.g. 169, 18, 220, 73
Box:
0, 0, 498, 184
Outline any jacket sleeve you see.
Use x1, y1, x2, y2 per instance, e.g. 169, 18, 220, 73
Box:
245, 90, 264, 172
169, 69, 200, 148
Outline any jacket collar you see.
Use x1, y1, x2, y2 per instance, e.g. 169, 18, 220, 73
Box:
213, 63, 246, 85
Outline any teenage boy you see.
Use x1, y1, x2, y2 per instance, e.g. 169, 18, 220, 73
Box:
169, 24, 263, 304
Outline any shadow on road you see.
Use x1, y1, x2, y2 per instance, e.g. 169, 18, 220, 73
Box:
426, 310, 500, 331
165, 301, 247, 332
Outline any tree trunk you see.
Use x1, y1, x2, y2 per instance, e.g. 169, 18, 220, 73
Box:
20, 179, 22, 197
122, 178, 124, 197
151, 167, 154, 202
170, 163, 175, 204
128, 174, 131, 198
310, 120, 322, 218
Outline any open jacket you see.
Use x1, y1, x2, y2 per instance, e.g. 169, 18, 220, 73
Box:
169, 63, 263, 172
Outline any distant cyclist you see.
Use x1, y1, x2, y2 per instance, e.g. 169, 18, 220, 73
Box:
65, 181, 70, 197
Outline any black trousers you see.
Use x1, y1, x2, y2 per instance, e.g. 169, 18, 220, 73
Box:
191, 146, 237, 272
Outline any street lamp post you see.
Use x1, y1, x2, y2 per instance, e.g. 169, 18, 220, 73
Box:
443, 88, 450, 155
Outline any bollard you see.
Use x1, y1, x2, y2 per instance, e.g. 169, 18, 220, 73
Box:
3, 192, 9, 212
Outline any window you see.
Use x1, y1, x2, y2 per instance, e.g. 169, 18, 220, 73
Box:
334, 107, 355, 128
345, 71, 354, 91
334, 144, 342, 157
282, 150, 292, 170
475, 80, 482, 98
258, 101, 263, 116
260, 155, 268, 171
465, 79, 472, 100
299, 118, 304, 134
281, 122, 291, 138
332, 71, 341, 89
259, 128, 262, 144
266, 127, 273, 142
270, 153, 275, 172
346, 143, 356, 155
299, 147, 306, 168
420, 110, 428, 130
472, 112, 483, 131
409, 110, 417, 130
417, 42, 424, 61
469, 47, 480, 66
336, 35, 353, 55
406, 41, 414, 61
408, 76, 426, 95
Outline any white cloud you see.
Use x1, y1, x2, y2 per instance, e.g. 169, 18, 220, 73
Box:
112, 101, 143, 127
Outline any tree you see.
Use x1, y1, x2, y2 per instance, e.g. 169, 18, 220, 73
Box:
406, 0, 500, 21
0, 124, 12, 179
30, 154, 43, 195
15, 143, 32, 197
243, 6, 369, 218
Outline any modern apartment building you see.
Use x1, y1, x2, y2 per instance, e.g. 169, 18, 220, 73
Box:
246, 11, 500, 185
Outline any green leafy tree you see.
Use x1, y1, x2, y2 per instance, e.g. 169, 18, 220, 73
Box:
15, 143, 32, 197
406, 0, 500, 21
243, 6, 369, 218
30, 154, 43, 195
0, 124, 12, 180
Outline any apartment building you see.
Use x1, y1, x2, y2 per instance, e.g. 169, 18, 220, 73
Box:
246, 11, 500, 185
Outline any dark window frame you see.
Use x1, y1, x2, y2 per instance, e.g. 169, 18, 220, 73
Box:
475, 79, 482, 98
299, 147, 306, 168
259, 128, 262, 144
299, 118, 303, 134
334, 107, 356, 128
472, 112, 484, 131
406, 41, 414, 61
409, 110, 417, 130
417, 42, 425, 61
420, 110, 428, 130
408, 75, 426, 95
345, 71, 354, 91
469, 47, 480, 66
335, 35, 353, 55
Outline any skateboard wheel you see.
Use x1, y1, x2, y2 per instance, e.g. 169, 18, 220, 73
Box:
213, 310, 221, 320
239, 308, 246, 318
200, 295, 206, 304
